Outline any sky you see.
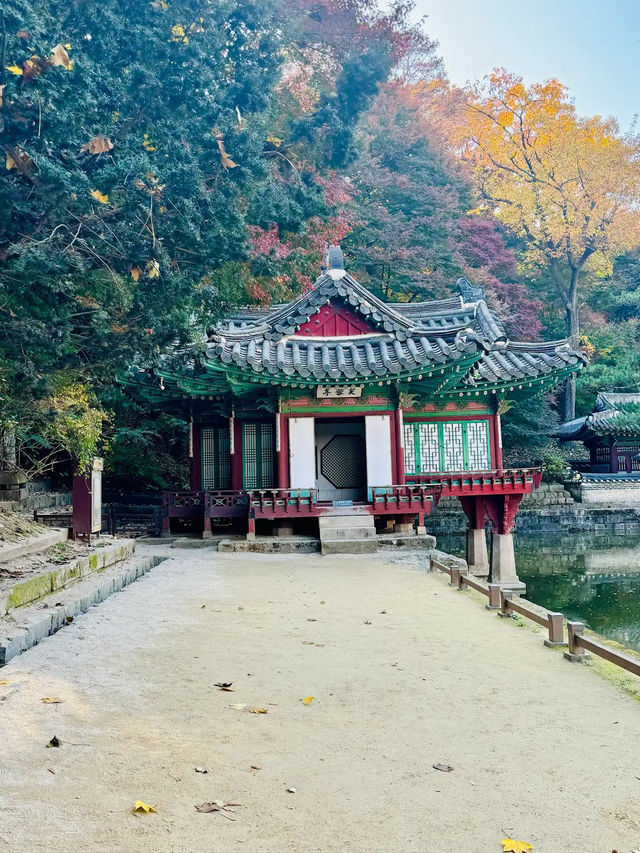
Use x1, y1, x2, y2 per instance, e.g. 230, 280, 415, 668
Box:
412, 0, 640, 131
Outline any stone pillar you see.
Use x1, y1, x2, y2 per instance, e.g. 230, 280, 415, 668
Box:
466, 527, 489, 577
483, 494, 525, 592
394, 514, 414, 534
459, 496, 489, 577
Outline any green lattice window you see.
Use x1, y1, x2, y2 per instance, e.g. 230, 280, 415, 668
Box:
404, 420, 491, 474
201, 425, 231, 489
242, 422, 275, 489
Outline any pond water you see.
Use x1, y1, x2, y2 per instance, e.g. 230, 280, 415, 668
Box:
436, 532, 640, 653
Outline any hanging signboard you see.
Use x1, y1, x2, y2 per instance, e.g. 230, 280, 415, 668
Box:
316, 385, 363, 399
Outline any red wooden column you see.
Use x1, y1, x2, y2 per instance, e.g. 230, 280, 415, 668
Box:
277, 414, 289, 489
394, 407, 405, 485
190, 422, 202, 491
231, 416, 243, 490
459, 495, 489, 577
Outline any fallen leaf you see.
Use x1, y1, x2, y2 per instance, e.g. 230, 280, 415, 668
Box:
250, 765, 261, 770
320, 600, 326, 604
364, 620, 372, 625
195, 767, 208, 774
216, 137, 238, 169
81, 134, 114, 155
286, 787, 296, 794
6, 64, 24, 76
215, 682, 234, 691
150, 0, 169, 9
194, 801, 241, 819
432, 763, 453, 773
50, 43, 73, 70
248, 707, 267, 714
46, 736, 60, 748
132, 801, 157, 815
501, 841, 533, 852
301, 696, 314, 705
90, 189, 109, 204
130, 267, 142, 282
0, 680, 10, 685
41, 697, 64, 704
65, 616, 73, 624
146, 259, 160, 279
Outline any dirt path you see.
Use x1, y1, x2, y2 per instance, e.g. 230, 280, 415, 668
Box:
1, 546, 640, 853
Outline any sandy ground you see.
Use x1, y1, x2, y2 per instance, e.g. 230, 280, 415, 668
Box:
1, 546, 640, 853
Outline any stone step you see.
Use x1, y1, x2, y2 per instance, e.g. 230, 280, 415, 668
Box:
318, 515, 376, 530
320, 527, 377, 541
321, 538, 378, 556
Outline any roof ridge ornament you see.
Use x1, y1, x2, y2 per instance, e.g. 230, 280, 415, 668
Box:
457, 277, 485, 303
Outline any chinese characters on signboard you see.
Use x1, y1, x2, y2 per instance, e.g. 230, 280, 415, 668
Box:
316, 385, 363, 399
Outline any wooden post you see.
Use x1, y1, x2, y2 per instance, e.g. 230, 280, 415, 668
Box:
545, 612, 565, 647
394, 407, 405, 486
564, 621, 590, 662
498, 589, 513, 618
486, 583, 501, 610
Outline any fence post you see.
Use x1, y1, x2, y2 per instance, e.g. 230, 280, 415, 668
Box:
564, 621, 590, 662
486, 584, 501, 610
456, 567, 469, 590
498, 589, 513, 618
544, 612, 565, 647
450, 567, 460, 588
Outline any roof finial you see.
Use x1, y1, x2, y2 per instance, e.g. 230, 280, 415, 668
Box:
322, 244, 344, 273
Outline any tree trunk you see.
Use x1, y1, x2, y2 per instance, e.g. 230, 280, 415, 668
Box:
563, 289, 580, 422
0, 429, 17, 471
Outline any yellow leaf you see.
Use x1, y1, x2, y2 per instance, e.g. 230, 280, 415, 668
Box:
6, 64, 23, 76
90, 189, 109, 204
266, 135, 283, 147
41, 697, 64, 704
216, 137, 238, 169
142, 133, 156, 152
6, 153, 16, 170
248, 706, 268, 714
64, 43, 72, 50
302, 696, 314, 705
130, 267, 142, 282
502, 840, 533, 852
151, 0, 169, 9
132, 801, 157, 814
0, 679, 11, 685
81, 135, 114, 155
50, 44, 73, 70
146, 260, 160, 279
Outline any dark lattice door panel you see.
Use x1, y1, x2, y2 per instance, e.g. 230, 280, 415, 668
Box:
243, 422, 275, 489
202, 426, 231, 489
320, 434, 366, 489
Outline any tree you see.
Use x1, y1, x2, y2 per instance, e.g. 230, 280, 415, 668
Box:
0, 0, 326, 472
458, 71, 640, 418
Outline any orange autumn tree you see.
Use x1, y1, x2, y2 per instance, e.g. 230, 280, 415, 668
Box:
458, 71, 640, 419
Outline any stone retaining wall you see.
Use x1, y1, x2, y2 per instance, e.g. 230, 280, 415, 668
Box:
0, 539, 135, 615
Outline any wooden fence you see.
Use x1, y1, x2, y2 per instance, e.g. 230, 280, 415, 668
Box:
429, 557, 640, 678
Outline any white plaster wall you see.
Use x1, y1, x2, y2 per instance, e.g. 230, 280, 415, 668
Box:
288, 417, 315, 489
582, 483, 640, 505
365, 415, 393, 487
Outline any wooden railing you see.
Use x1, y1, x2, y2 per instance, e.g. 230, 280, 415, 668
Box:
407, 467, 542, 496
249, 488, 318, 517
430, 557, 640, 678
204, 490, 248, 518
162, 490, 205, 516
430, 557, 564, 646
566, 622, 640, 675
369, 484, 438, 511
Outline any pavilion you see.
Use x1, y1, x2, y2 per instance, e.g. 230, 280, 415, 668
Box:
125, 246, 585, 587
557, 391, 640, 504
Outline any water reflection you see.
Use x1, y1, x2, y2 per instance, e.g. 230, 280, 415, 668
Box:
436, 532, 640, 653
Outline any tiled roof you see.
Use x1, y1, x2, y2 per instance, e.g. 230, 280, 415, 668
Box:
209, 332, 475, 382
556, 392, 640, 440
465, 341, 586, 388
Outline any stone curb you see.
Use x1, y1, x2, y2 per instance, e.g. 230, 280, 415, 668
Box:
0, 540, 135, 616
0, 554, 165, 666
0, 528, 69, 567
